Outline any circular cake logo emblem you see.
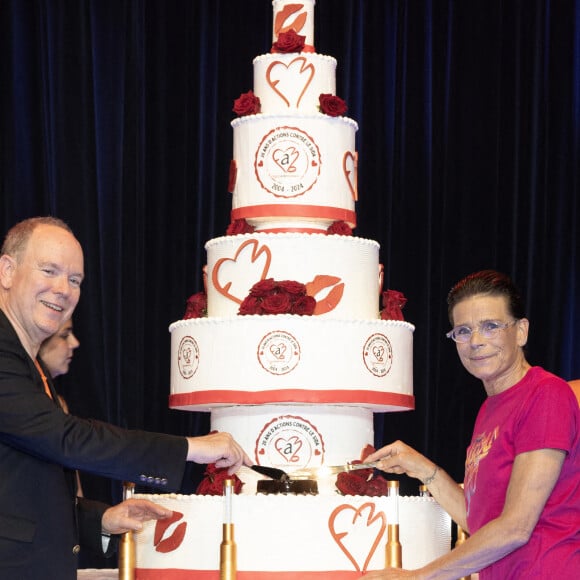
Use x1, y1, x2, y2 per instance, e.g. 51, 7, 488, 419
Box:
258, 330, 301, 375
255, 126, 321, 198
177, 336, 200, 379
255, 415, 324, 468
363, 333, 393, 377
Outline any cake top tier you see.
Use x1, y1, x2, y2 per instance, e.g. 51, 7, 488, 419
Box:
273, 1, 316, 51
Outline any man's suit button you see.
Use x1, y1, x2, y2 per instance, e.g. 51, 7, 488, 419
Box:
73, 544, 81, 554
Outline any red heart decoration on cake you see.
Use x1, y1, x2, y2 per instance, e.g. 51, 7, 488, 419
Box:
328, 502, 386, 572
274, 435, 303, 463
266, 57, 315, 108
212, 239, 272, 304
272, 147, 299, 173
343, 151, 358, 201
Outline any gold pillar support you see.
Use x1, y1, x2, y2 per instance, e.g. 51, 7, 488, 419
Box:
220, 479, 237, 579
118, 482, 136, 580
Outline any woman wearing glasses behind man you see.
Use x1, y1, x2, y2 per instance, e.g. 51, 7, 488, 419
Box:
361, 270, 579, 579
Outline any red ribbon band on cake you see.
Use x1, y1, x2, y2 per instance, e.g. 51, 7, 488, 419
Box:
169, 390, 415, 410
231, 205, 357, 228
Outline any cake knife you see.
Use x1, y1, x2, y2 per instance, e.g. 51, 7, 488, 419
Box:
289, 461, 380, 478
250, 464, 290, 482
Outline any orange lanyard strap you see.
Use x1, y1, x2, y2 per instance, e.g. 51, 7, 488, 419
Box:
34, 358, 53, 400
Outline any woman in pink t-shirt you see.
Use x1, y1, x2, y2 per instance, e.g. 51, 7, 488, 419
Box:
362, 269, 579, 579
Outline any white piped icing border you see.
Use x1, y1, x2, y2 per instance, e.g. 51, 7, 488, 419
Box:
205, 232, 379, 249
169, 315, 414, 332
253, 53, 337, 66
231, 112, 359, 130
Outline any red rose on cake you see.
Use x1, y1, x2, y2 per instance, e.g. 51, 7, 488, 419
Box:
261, 292, 292, 314
226, 218, 255, 235
183, 291, 207, 319
380, 289, 407, 321
272, 29, 306, 53
238, 295, 263, 315
319, 94, 348, 117
335, 445, 390, 496
239, 278, 316, 316
365, 476, 390, 497
278, 280, 308, 295
233, 90, 261, 116
336, 471, 369, 496
196, 463, 244, 495
248, 278, 278, 297
327, 220, 353, 235
291, 294, 317, 315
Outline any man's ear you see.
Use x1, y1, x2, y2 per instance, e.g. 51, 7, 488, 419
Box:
0, 254, 17, 289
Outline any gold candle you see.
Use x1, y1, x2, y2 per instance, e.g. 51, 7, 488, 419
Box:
220, 479, 237, 580
455, 523, 469, 547
385, 480, 402, 568
118, 482, 136, 580
455, 483, 471, 580
455, 522, 471, 579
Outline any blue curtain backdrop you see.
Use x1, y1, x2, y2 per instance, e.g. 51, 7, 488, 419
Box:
1, 0, 579, 552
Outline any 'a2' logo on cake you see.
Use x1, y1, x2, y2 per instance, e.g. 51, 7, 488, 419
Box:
255, 126, 320, 198
258, 330, 300, 375
362, 334, 393, 377
177, 336, 200, 379
256, 415, 324, 468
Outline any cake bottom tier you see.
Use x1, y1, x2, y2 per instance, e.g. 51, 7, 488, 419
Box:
134, 494, 451, 578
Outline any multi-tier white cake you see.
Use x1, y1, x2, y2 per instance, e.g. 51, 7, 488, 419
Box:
134, 2, 451, 578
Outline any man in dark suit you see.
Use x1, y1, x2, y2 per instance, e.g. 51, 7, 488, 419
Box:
0, 216, 250, 580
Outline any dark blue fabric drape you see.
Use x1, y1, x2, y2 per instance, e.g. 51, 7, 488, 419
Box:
1, 0, 579, 552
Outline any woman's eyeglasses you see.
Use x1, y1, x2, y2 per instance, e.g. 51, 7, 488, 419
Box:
446, 320, 518, 343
